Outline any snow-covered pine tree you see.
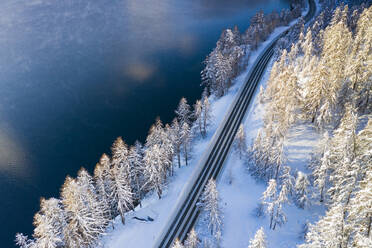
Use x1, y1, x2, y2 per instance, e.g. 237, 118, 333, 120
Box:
128, 141, 145, 205
261, 179, 277, 229
280, 166, 294, 197
93, 153, 112, 218
300, 204, 345, 248
327, 104, 359, 205
143, 143, 170, 199
202, 95, 212, 136
33, 197, 66, 248
234, 124, 247, 159
193, 99, 203, 137
172, 239, 185, 248
61, 175, 107, 248
171, 118, 183, 168
346, 171, 372, 246
295, 171, 310, 209
180, 122, 191, 166
175, 97, 191, 126
310, 132, 331, 203
109, 158, 133, 225
248, 227, 267, 248
201, 179, 222, 237
15, 233, 34, 248
185, 228, 199, 248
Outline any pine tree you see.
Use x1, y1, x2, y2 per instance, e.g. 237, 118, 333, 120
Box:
234, 124, 247, 159
295, 171, 310, 209
202, 95, 212, 136
311, 132, 331, 203
143, 143, 170, 199
15, 233, 34, 248
347, 171, 372, 245
172, 239, 185, 248
176, 97, 191, 126
93, 153, 112, 218
248, 227, 267, 248
193, 99, 203, 137
171, 118, 183, 168
185, 228, 199, 248
128, 141, 145, 205
300, 204, 345, 248
201, 179, 222, 236
109, 159, 133, 225
180, 122, 191, 166
33, 198, 66, 248
261, 179, 277, 229
61, 175, 108, 248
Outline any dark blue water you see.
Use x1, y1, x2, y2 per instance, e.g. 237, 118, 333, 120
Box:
0, 0, 288, 246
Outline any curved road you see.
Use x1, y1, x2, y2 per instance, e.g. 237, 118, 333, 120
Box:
155, 0, 316, 247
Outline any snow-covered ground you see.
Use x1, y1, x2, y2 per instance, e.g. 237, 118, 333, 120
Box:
99, 23, 299, 248
194, 56, 325, 247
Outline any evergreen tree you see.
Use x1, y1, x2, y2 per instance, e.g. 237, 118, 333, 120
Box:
201, 179, 222, 236
93, 153, 112, 218
175, 97, 191, 126
248, 227, 267, 248
234, 124, 247, 159
185, 228, 199, 248
180, 122, 191, 166
33, 198, 66, 248
193, 99, 203, 137
15, 233, 34, 248
128, 141, 145, 205
295, 171, 310, 209
172, 239, 185, 248
171, 118, 183, 168
202, 95, 212, 136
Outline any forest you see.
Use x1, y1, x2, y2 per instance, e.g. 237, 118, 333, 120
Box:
14, 0, 372, 247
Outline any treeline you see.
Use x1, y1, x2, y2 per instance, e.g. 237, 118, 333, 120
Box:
201, 0, 305, 97
15, 95, 213, 248
245, 2, 371, 247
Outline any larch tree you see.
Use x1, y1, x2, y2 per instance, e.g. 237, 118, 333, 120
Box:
261, 179, 277, 229
15, 233, 34, 248
172, 239, 185, 248
234, 124, 247, 159
61, 175, 107, 248
300, 204, 345, 248
185, 228, 199, 248
128, 141, 145, 206
143, 143, 170, 199
193, 99, 203, 137
295, 171, 310, 209
109, 158, 133, 225
180, 122, 191, 166
32, 197, 66, 248
202, 95, 212, 136
201, 179, 222, 237
93, 153, 112, 218
171, 118, 183, 168
175, 97, 191, 126
248, 227, 267, 248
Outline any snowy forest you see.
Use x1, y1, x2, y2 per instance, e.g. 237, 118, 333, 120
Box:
244, 1, 372, 247
14, 0, 372, 247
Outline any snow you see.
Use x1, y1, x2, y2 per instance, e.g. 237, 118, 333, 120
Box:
100, 9, 317, 248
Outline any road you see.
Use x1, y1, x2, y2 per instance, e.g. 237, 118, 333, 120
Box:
155, 0, 316, 247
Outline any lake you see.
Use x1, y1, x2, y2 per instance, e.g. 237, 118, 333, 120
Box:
0, 0, 288, 246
